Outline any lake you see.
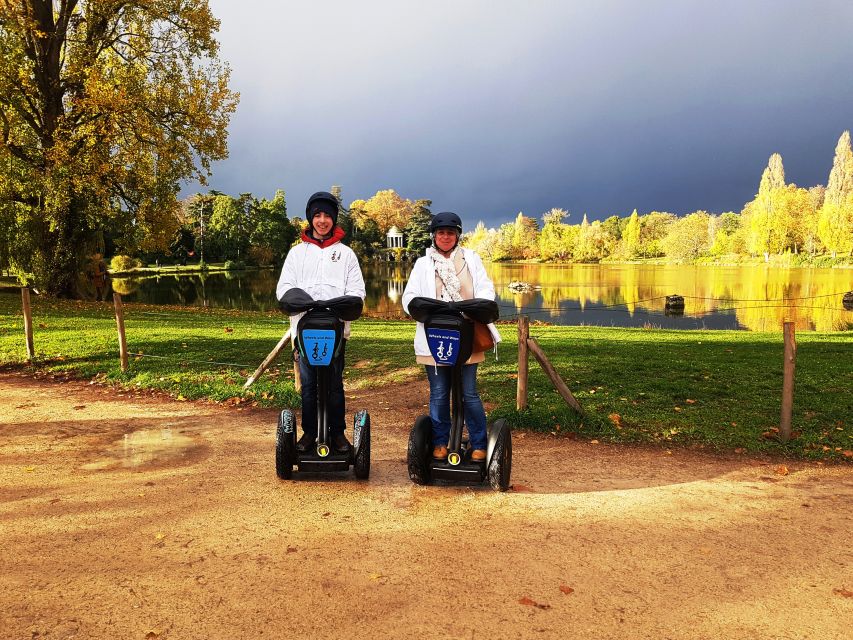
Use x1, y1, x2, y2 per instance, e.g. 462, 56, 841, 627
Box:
112, 263, 853, 331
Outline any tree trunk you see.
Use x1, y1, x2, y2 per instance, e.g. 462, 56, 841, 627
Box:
40, 199, 88, 298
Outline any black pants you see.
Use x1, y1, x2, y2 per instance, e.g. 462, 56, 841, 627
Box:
298, 339, 346, 437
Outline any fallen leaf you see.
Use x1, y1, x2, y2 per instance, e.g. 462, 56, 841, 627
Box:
673, 406, 682, 412
155, 532, 165, 540
145, 632, 160, 639
608, 413, 623, 428
224, 327, 233, 333
559, 585, 574, 595
833, 588, 853, 598
776, 465, 789, 476
38, 323, 47, 329
286, 546, 297, 553
589, 439, 599, 445
73, 405, 86, 410
519, 596, 551, 609
369, 573, 385, 581
842, 451, 852, 458
25, 466, 35, 472
734, 448, 746, 454
685, 398, 696, 404
512, 484, 533, 493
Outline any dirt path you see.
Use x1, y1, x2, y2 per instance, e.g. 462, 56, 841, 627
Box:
1, 372, 851, 640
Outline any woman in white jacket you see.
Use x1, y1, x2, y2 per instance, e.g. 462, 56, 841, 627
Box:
402, 212, 501, 462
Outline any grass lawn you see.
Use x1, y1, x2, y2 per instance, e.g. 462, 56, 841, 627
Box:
0, 291, 850, 460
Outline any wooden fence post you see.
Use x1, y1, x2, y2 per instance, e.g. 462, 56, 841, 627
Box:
21, 287, 34, 362
243, 329, 291, 389
517, 315, 529, 410
113, 293, 129, 373
293, 358, 301, 392
527, 337, 584, 415
780, 321, 796, 442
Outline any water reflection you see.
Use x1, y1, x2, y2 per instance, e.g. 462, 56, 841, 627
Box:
117, 263, 853, 331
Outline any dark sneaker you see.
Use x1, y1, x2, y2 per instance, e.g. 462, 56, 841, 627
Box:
296, 433, 316, 453
332, 433, 351, 453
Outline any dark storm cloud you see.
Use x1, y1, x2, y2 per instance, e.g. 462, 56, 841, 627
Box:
198, 0, 853, 227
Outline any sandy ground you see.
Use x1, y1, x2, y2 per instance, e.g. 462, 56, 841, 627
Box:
1, 371, 851, 640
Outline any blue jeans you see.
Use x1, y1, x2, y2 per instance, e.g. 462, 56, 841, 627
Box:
298, 340, 346, 438
425, 363, 487, 450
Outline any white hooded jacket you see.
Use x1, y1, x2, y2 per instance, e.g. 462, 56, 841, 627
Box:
276, 229, 366, 338
401, 247, 502, 357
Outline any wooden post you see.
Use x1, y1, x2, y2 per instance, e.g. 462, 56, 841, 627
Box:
516, 315, 529, 410
113, 293, 129, 373
243, 330, 291, 389
293, 358, 301, 392
780, 321, 796, 442
21, 287, 34, 362
527, 337, 584, 415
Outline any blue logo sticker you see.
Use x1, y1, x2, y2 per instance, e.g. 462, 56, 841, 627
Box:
301, 329, 336, 366
427, 328, 460, 365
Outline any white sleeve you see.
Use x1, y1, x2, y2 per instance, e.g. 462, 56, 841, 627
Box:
276, 246, 301, 301
344, 250, 366, 300
469, 251, 496, 301
402, 258, 426, 314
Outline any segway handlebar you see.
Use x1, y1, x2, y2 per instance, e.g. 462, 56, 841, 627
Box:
278, 287, 364, 321
407, 296, 499, 325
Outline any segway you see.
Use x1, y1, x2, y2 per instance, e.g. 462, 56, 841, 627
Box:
405, 297, 511, 491
275, 288, 370, 479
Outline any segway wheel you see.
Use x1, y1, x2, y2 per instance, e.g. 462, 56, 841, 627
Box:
353, 410, 371, 480
487, 420, 512, 492
407, 415, 433, 485
275, 409, 296, 479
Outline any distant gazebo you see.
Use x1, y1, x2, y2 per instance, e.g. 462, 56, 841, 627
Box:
386, 226, 404, 249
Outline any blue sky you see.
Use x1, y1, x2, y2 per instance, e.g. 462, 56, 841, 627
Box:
199, 0, 853, 227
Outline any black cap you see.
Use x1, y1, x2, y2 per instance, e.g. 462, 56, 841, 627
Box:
306, 191, 339, 225
429, 211, 463, 234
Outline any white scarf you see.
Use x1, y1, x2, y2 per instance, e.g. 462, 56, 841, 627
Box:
428, 247, 462, 302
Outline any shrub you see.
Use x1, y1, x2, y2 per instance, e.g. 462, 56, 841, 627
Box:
109, 255, 142, 272
223, 260, 246, 271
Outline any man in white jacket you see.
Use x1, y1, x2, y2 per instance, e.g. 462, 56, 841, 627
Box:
276, 192, 366, 454
401, 212, 501, 462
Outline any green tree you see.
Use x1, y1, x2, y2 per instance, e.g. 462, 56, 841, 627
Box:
251, 190, 297, 265
404, 199, 433, 254
0, 1, 238, 295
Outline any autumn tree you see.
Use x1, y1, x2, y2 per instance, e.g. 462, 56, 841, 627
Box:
817, 131, 853, 256
638, 212, 675, 257
463, 221, 500, 261
661, 211, 712, 261
538, 208, 572, 261
621, 209, 641, 258
0, 1, 238, 295
349, 189, 415, 236
742, 153, 788, 258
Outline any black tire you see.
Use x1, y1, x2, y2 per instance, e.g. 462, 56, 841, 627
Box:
407, 415, 433, 485
487, 422, 512, 491
353, 411, 371, 479
275, 409, 296, 479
